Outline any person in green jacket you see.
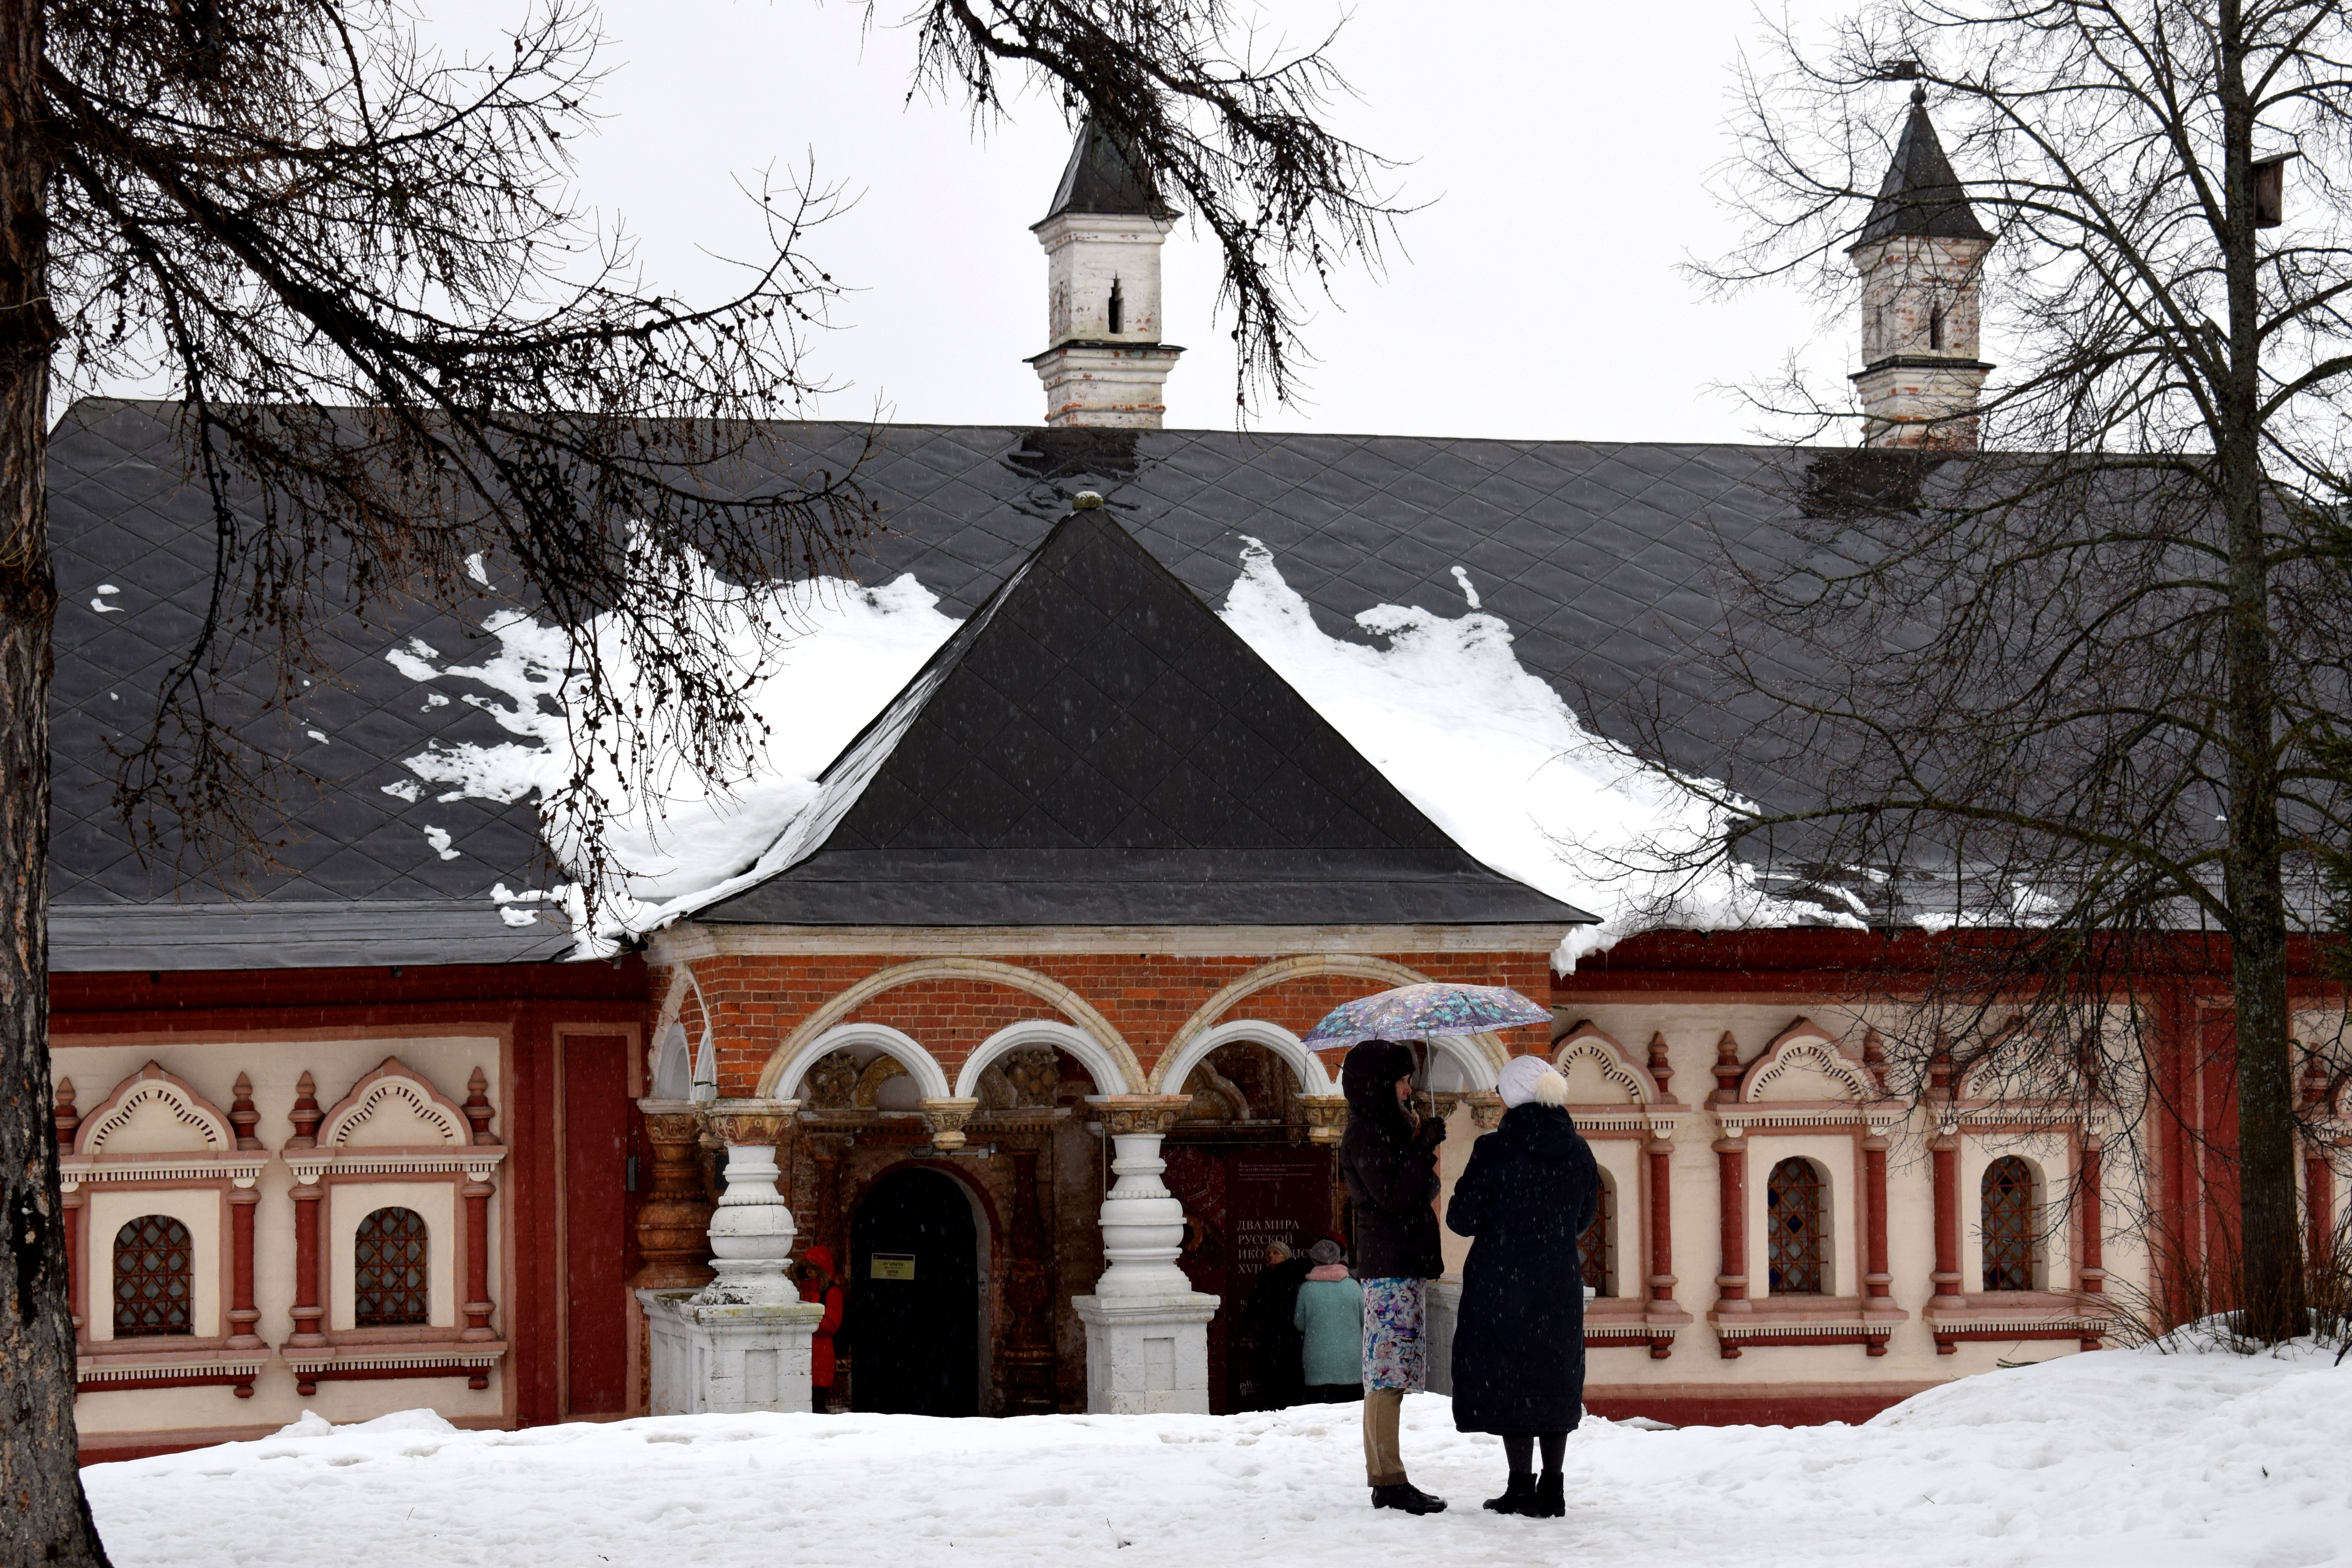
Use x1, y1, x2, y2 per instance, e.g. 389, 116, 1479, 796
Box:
1292, 1236, 1365, 1403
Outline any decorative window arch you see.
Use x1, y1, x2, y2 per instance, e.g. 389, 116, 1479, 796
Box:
774, 1023, 955, 1103
1581, 1169, 1615, 1298
1981, 1156, 2039, 1292
652, 1024, 694, 1101
1145, 1020, 1332, 1101
354, 1207, 431, 1326
1766, 1157, 1829, 1296
283, 1057, 506, 1394
955, 1020, 1140, 1101
113, 1215, 194, 1337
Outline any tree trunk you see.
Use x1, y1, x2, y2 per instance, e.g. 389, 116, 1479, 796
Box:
2218, 0, 2308, 1347
0, 0, 105, 1559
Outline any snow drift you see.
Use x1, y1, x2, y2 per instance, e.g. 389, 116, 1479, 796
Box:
83, 1336, 2352, 1567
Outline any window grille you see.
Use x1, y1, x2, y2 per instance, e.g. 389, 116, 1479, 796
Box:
1580, 1172, 1614, 1296
354, 1207, 430, 1327
1766, 1158, 1826, 1294
113, 1215, 194, 1337
1982, 1156, 2038, 1291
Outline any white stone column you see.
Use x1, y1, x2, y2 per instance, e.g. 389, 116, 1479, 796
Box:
638, 1100, 823, 1416
1071, 1095, 1219, 1414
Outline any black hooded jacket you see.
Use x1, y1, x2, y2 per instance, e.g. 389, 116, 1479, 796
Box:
1338, 1041, 1445, 1281
1445, 1100, 1600, 1434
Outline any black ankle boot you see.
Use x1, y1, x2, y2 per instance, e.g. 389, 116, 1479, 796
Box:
1483, 1473, 1535, 1514
1529, 1471, 1565, 1518
1371, 1482, 1449, 1515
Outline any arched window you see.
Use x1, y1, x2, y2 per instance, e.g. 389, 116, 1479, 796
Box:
1766, 1158, 1827, 1295
113, 1215, 194, 1336
354, 1207, 430, 1327
1982, 1156, 2038, 1291
1580, 1169, 1615, 1297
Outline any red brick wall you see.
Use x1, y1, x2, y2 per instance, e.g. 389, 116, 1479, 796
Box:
680, 948, 1556, 1093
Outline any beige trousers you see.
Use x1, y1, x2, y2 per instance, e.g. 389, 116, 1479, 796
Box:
1361, 1387, 1407, 1486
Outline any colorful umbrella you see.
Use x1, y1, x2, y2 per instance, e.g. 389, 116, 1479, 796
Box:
1301, 982, 1551, 1050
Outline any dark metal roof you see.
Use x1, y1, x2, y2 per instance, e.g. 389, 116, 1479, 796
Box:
1857, 93, 1989, 247
699, 506, 1594, 926
1040, 118, 1163, 222
49, 400, 1829, 965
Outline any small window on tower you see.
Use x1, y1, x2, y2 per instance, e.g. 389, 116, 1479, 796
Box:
1108, 276, 1124, 336
1929, 305, 1947, 351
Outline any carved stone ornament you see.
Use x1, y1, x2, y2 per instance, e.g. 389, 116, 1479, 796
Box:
1296, 1094, 1349, 1145
919, 1097, 982, 1151
1458, 1090, 1505, 1131
1087, 1095, 1194, 1136
702, 1100, 798, 1147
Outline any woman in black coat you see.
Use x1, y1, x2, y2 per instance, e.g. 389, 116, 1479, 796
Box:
1338, 1038, 1448, 1516
1445, 1054, 1599, 1519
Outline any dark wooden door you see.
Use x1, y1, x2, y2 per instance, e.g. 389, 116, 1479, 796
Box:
1165, 1144, 1332, 1413
849, 1168, 980, 1416
562, 1034, 631, 1416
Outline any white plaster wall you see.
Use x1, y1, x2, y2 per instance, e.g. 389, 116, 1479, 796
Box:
53, 1034, 508, 1436
328, 1181, 457, 1332
1443, 1000, 2164, 1393
1039, 217, 1171, 345
84, 1188, 221, 1341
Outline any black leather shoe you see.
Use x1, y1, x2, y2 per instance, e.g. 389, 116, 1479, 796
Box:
1483, 1473, 1536, 1514
1371, 1483, 1449, 1515
1528, 1472, 1566, 1518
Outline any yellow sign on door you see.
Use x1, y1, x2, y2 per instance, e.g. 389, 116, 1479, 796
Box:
871, 1253, 916, 1281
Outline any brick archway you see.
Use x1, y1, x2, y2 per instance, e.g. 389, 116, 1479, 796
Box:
754, 958, 1148, 1098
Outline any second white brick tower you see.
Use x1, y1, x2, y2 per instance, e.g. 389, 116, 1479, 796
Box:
1028, 120, 1183, 428
1850, 88, 1993, 448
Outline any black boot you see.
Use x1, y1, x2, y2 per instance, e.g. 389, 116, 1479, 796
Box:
1483, 1472, 1536, 1514
1371, 1483, 1449, 1515
1528, 1472, 1565, 1518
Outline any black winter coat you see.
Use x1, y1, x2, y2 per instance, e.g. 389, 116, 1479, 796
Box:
1339, 1043, 1445, 1281
1445, 1102, 1600, 1434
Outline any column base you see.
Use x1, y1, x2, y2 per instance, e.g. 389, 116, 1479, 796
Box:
637, 1289, 825, 1416
1072, 1292, 1220, 1415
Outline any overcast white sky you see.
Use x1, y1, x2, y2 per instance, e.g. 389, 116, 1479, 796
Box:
468, 1, 1867, 443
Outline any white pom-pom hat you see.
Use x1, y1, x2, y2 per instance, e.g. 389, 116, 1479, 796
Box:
1498, 1054, 1568, 1109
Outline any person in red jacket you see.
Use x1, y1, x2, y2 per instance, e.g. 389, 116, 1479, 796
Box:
795, 1246, 845, 1413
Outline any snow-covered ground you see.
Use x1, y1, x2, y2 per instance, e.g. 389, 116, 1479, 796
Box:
87, 1337, 2350, 1567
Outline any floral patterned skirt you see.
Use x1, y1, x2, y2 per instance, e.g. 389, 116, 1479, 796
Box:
1360, 1276, 1427, 1392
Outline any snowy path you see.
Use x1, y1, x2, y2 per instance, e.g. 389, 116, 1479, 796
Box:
86, 1342, 2351, 1568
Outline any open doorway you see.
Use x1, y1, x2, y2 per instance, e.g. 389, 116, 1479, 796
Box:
849, 1167, 980, 1416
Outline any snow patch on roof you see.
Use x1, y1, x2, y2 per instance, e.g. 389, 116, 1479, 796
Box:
1218, 540, 1825, 969
388, 540, 1829, 961
386, 570, 962, 944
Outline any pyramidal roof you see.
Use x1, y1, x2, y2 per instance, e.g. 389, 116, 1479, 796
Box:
1040, 117, 1163, 222
1856, 91, 1989, 246
696, 506, 1595, 928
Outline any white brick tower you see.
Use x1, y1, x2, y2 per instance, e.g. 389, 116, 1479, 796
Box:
1850, 89, 1993, 449
1027, 120, 1183, 428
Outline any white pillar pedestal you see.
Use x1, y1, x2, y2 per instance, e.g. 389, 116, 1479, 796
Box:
641, 1098, 821, 1415
638, 1289, 824, 1415
1077, 1096, 1218, 1414
1071, 1292, 1220, 1414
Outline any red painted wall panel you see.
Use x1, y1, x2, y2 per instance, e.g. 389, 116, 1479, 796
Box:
563, 1034, 632, 1416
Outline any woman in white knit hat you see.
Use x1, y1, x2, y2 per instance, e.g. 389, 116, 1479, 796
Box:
1444, 1053, 1599, 1519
